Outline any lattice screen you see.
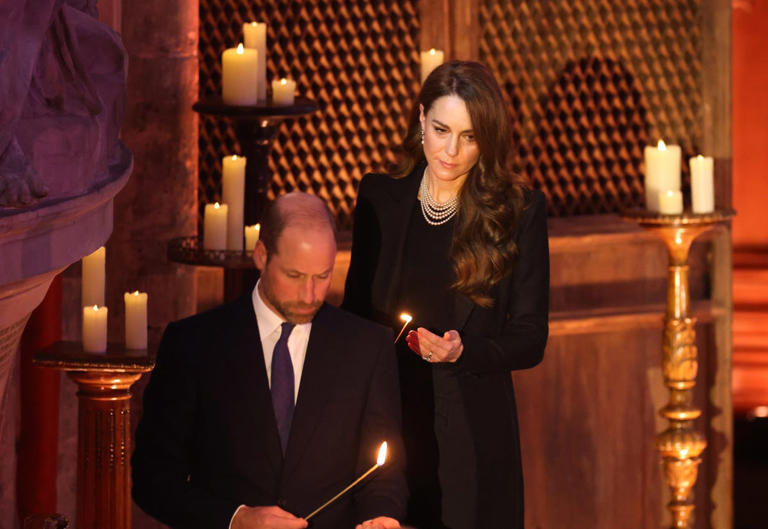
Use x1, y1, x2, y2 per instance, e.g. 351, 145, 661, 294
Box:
481, 0, 702, 216
199, 0, 420, 229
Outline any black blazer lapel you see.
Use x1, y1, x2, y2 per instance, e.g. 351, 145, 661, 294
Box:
371, 166, 422, 319
229, 295, 284, 476
280, 304, 341, 485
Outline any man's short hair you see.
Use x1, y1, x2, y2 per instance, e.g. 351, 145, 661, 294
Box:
259, 193, 337, 255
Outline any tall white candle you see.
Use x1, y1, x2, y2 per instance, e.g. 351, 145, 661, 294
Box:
420, 48, 444, 84
690, 155, 714, 214
245, 224, 261, 251
644, 139, 681, 211
83, 305, 108, 353
222, 43, 259, 105
659, 190, 683, 215
82, 246, 105, 307
222, 155, 246, 250
243, 22, 267, 102
272, 78, 296, 105
124, 291, 148, 350
203, 202, 228, 250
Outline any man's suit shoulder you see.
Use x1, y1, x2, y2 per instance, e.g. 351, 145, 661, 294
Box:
321, 303, 393, 342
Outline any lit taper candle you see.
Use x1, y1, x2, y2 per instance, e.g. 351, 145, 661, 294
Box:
304, 442, 388, 521
394, 313, 413, 343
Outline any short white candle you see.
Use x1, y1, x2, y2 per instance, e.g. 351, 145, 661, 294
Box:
82, 246, 105, 307
222, 43, 259, 105
124, 291, 148, 350
272, 78, 296, 105
644, 140, 681, 212
243, 22, 267, 102
690, 155, 714, 214
245, 224, 261, 252
420, 48, 444, 84
203, 202, 228, 250
82, 305, 108, 353
222, 155, 246, 251
658, 189, 683, 215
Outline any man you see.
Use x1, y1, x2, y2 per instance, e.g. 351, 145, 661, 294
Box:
132, 193, 406, 529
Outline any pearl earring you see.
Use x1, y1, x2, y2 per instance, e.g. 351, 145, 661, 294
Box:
420, 128, 424, 145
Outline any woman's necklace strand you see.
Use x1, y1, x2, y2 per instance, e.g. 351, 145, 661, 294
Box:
419, 172, 458, 225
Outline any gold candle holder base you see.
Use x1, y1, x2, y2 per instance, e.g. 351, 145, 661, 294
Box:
623, 208, 734, 529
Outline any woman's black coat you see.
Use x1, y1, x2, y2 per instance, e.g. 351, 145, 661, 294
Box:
342, 166, 550, 529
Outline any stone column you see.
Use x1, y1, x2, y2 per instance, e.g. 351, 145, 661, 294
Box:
108, 1, 199, 346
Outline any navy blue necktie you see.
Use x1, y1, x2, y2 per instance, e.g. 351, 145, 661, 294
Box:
271, 322, 295, 454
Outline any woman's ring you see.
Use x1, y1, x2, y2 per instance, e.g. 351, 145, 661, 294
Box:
424, 351, 434, 362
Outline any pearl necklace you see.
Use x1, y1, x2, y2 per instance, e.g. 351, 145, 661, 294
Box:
419, 170, 458, 226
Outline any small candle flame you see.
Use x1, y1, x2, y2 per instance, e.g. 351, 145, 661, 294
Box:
236, 43, 244, 54
280, 78, 288, 85
255, 223, 261, 230
92, 305, 99, 311
214, 202, 221, 208
250, 22, 258, 27
231, 154, 238, 160
377, 442, 387, 466
400, 313, 413, 323
429, 48, 436, 55
132, 290, 139, 296
657, 139, 666, 151
697, 154, 704, 160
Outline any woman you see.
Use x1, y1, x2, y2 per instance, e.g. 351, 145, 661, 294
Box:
343, 61, 549, 529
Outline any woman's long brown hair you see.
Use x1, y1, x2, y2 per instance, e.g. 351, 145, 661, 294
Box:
393, 60, 525, 307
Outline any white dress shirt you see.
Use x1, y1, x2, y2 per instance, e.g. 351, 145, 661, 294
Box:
252, 280, 312, 402
230, 282, 313, 526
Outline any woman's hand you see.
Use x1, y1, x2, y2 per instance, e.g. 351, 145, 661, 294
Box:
406, 328, 464, 363
355, 516, 400, 529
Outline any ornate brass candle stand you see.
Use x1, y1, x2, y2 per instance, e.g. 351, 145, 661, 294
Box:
34, 342, 154, 529
624, 209, 733, 529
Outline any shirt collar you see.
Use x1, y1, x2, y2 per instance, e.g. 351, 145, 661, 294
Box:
251, 280, 312, 337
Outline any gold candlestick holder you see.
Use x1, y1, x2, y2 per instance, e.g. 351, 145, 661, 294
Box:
623, 209, 734, 529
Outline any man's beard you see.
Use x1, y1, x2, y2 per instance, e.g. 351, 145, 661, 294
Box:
261, 282, 322, 324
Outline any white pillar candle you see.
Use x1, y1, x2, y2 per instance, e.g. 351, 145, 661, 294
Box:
644, 140, 681, 211
81, 246, 105, 307
222, 155, 246, 250
243, 22, 267, 102
124, 291, 148, 350
659, 190, 683, 215
203, 202, 228, 250
690, 155, 714, 214
272, 78, 296, 105
420, 48, 444, 84
82, 305, 108, 353
245, 223, 261, 251
222, 43, 259, 105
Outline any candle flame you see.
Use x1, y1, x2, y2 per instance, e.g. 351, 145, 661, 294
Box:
255, 223, 261, 230
236, 43, 244, 54
231, 154, 238, 160
429, 48, 436, 55
250, 22, 258, 26
400, 313, 412, 323
657, 139, 666, 151
92, 305, 99, 311
214, 202, 221, 208
697, 154, 704, 160
377, 442, 387, 466
132, 290, 139, 296
280, 78, 288, 85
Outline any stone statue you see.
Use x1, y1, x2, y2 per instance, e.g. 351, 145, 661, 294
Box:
0, 0, 126, 207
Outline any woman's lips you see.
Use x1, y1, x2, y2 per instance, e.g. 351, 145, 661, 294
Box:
439, 160, 456, 169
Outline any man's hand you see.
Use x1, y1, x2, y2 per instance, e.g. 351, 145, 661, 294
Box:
231, 505, 308, 529
355, 515, 401, 529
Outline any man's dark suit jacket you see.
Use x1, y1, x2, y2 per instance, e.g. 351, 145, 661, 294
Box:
132, 296, 407, 529
342, 166, 549, 529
